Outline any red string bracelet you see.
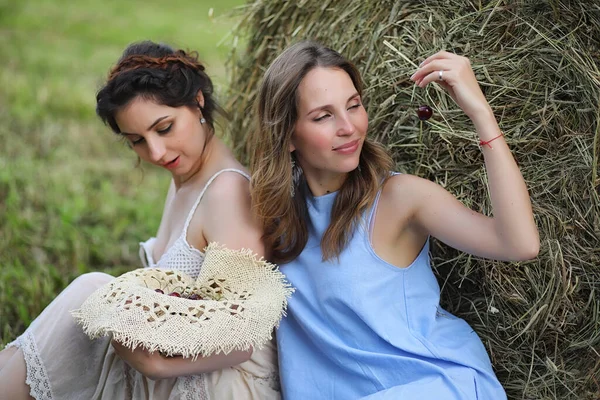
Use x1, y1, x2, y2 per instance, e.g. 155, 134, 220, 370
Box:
479, 132, 504, 149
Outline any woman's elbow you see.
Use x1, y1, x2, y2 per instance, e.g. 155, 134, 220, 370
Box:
513, 237, 540, 261
144, 367, 164, 381
236, 348, 254, 364
142, 359, 167, 381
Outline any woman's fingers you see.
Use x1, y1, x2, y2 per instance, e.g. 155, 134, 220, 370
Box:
410, 59, 453, 85
411, 54, 475, 89
411, 52, 489, 119
419, 50, 459, 67
413, 53, 472, 83
416, 70, 450, 88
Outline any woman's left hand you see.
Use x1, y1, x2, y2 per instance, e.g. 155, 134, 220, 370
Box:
410, 50, 491, 121
112, 340, 165, 380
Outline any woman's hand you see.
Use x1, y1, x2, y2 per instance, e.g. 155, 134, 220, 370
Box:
405, 51, 539, 261
112, 339, 253, 379
112, 340, 165, 380
410, 50, 491, 121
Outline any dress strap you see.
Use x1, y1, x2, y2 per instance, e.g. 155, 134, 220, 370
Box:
182, 168, 250, 235
367, 172, 401, 237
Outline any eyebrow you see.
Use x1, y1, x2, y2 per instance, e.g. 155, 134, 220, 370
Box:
121, 115, 170, 135
306, 93, 360, 116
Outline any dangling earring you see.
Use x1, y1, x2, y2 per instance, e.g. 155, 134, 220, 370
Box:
197, 100, 206, 124
290, 158, 302, 198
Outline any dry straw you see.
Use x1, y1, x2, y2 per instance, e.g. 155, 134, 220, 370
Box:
225, 0, 600, 398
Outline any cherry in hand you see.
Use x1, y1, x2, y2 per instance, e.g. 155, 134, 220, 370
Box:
417, 105, 433, 121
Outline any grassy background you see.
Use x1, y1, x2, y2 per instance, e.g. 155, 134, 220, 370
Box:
0, 0, 245, 345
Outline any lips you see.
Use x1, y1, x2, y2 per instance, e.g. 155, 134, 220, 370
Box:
333, 139, 360, 152
162, 156, 180, 169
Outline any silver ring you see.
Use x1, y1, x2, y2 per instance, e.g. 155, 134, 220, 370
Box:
438, 70, 443, 81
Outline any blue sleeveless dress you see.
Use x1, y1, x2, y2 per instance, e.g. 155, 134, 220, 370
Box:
277, 188, 507, 399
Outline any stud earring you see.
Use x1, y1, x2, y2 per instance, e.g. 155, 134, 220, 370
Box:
200, 117, 206, 124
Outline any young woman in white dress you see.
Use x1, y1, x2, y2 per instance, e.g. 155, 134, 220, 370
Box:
0, 40, 280, 400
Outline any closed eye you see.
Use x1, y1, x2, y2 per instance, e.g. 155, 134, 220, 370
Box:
157, 124, 172, 134
131, 136, 145, 145
314, 114, 331, 122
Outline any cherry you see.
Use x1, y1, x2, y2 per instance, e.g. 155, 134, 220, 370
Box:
417, 105, 433, 121
168, 292, 181, 297
188, 293, 203, 300
155, 289, 164, 294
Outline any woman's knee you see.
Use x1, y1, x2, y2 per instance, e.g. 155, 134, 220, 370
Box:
61, 272, 114, 303
70, 271, 114, 289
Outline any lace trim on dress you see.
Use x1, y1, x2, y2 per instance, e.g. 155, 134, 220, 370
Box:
177, 375, 210, 400
233, 366, 281, 392
4, 338, 19, 349
20, 331, 55, 400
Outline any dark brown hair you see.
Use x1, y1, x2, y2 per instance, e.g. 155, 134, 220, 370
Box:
96, 40, 224, 134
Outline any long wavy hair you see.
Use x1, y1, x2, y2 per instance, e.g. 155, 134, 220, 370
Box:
250, 41, 393, 264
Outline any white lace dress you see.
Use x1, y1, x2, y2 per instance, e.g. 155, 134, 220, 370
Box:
5, 169, 281, 400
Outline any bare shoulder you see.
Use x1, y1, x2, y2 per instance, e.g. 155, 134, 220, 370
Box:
376, 173, 445, 230
383, 173, 421, 189
369, 174, 432, 257
380, 173, 433, 205
201, 170, 250, 205
198, 169, 264, 254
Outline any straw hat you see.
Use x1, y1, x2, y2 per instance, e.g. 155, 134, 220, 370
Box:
72, 243, 294, 360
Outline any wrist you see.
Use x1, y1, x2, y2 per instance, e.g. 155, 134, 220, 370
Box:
479, 132, 504, 149
472, 111, 501, 137
468, 106, 495, 127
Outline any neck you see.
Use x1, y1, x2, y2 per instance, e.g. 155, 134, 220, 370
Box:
304, 170, 348, 197
173, 135, 219, 189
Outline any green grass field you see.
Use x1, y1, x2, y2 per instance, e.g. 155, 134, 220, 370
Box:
0, 0, 245, 345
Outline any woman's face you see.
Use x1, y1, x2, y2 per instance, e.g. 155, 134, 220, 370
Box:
291, 67, 368, 184
115, 96, 208, 180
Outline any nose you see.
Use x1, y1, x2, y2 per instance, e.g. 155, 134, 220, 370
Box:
146, 136, 166, 163
336, 112, 355, 136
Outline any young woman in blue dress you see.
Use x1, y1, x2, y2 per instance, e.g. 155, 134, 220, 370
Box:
248, 41, 539, 399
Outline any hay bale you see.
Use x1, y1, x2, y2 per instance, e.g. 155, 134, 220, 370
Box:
225, 1, 600, 398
